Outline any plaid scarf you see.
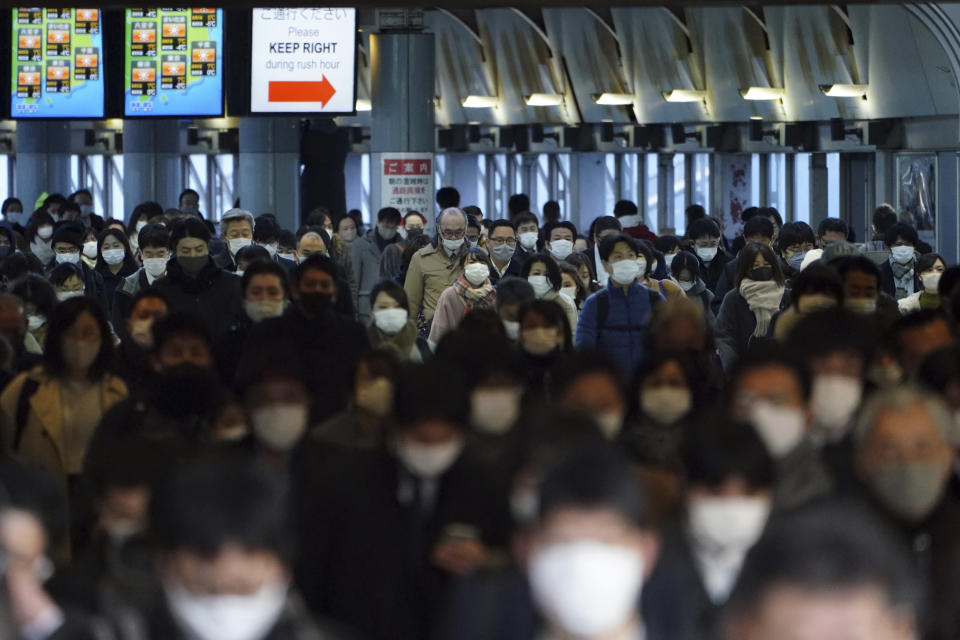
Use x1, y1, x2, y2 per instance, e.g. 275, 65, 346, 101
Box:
891, 259, 915, 300
452, 276, 496, 312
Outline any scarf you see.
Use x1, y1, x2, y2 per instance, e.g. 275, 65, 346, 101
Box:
739, 279, 784, 338
369, 320, 418, 360
452, 276, 496, 312
891, 259, 915, 300
594, 244, 610, 286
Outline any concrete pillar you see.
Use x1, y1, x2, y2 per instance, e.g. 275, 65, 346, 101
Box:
15, 120, 71, 207
369, 31, 435, 226
122, 120, 183, 220
809, 153, 829, 232
657, 153, 674, 234
570, 153, 605, 234
937, 151, 958, 262
238, 117, 301, 231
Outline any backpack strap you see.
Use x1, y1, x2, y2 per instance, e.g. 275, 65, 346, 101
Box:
595, 289, 609, 343
13, 378, 40, 451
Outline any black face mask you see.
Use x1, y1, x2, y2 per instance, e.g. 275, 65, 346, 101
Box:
177, 255, 208, 276
299, 292, 333, 317
750, 266, 774, 282
405, 228, 424, 241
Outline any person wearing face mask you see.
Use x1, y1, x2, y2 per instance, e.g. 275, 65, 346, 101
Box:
879, 222, 921, 301
669, 251, 716, 327
214, 208, 255, 272
899, 253, 945, 314
550, 352, 628, 440
297, 361, 508, 640
517, 300, 572, 396
113, 224, 170, 326
580, 216, 623, 287
481, 220, 525, 281
429, 248, 498, 345
557, 262, 588, 311
405, 208, 470, 333
379, 211, 429, 282
12, 275, 57, 355
712, 216, 776, 314
728, 347, 834, 512
25, 210, 56, 266
852, 386, 960, 640
152, 218, 243, 342
49, 222, 109, 312
366, 280, 432, 362
512, 212, 541, 264
93, 229, 138, 318
0, 222, 17, 263
521, 253, 579, 334
465, 215, 483, 250
111, 289, 169, 395
715, 243, 786, 372
115, 457, 343, 640
495, 277, 535, 342
79, 229, 98, 268
576, 234, 664, 375
240, 255, 369, 423
834, 255, 902, 324
352, 207, 404, 324
0, 297, 127, 536
124, 200, 162, 255
312, 350, 399, 453
1, 197, 25, 231
768, 264, 842, 340
776, 221, 818, 281
0, 293, 44, 376
645, 419, 774, 640
240, 365, 314, 468
68, 188, 104, 231
544, 221, 578, 264
686, 218, 730, 295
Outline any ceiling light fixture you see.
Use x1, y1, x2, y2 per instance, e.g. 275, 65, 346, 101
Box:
819, 83, 868, 99
739, 87, 785, 101
662, 89, 707, 103
462, 95, 498, 108
525, 93, 564, 107
355, 98, 371, 112
593, 93, 634, 106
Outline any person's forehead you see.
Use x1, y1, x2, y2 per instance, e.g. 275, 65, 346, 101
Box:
225, 218, 252, 230
735, 364, 802, 397
490, 226, 514, 237
539, 507, 635, 539
440, 213, 466, 228
610, 241, 635, 254
754, 584, 897, 640
161, 334, 209, 351
134, 297, 167, 313
299, 233, 324, 247
872, 402, 942, 441
178, 237, 206, 247
249, 274, 282, 289
302, 267, 333, 281
551, 227, 573, 238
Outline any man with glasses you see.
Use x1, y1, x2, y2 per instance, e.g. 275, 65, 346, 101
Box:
488, 220, 523, 279
686, 218, 731, 294
404, 207, 469, 331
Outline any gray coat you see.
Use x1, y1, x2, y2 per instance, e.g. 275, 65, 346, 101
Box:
351, 229, 387, 323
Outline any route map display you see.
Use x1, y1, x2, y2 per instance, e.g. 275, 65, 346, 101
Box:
124, 8, 222, 116
10, 8, 105, 118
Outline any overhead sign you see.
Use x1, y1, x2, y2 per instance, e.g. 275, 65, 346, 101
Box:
380, 153, 434, 217
250, 8, 356, 114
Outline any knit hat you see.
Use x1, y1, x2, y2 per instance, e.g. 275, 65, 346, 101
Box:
51, 221, 84, 248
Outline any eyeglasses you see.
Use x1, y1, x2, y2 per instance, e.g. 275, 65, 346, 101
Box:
488, 237, 517, 246
439, 228, 465, 240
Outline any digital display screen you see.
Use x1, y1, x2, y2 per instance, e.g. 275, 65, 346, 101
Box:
10, 8, 105, 118
124, 7, 222, 116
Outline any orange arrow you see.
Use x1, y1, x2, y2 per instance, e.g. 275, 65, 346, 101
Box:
268, 76, 337, 107
317, 75, 336, 107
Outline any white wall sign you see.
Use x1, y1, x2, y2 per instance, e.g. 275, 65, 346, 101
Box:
250, 7, 356, 113
380, 153, 434, 216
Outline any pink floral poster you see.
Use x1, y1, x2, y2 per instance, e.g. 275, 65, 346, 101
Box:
721, 155, 750, 240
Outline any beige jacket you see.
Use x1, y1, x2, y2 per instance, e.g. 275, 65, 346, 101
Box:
404, 243, 467, 322
0, 367, 128, 496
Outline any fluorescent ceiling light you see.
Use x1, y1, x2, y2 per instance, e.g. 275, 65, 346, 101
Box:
593, 93, 633, 106
662, 89, 706, 103
525, 93, 563, 107
739, 87, 785, 100
819, 83, 868, 98
462, 95, 498, 108
355, 98, 371, 112
749, 115, 763, 120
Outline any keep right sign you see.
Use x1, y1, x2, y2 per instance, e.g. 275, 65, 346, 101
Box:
250, 8, 356, 114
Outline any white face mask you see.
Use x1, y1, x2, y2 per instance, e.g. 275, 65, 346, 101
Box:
464, 263, 490, 286
502, 320, 520, 341
609, 259, 641, 285
56, 251, 81, 265
748, 401, 806, 458
663, 253, 676, 269
143, 257, 168, 279
548, 239, 574, 261
636, 258, 647, 276
373, 308, 409, 334
244, 300, 286, 323
354, 378, 393, 417
164, 581, 288, 640
135, 220, 148, 233
277, 251, 296, 262
129, 317, 155, 349
102, 248, 126, 265
677, 279, 696, 293
26, 314, 45, 332
521, 328, 559, 356
641, 387, 692, 424
62, 338, 100, 371
260, 242, 278, 258
519, 231, 539, 251
470, 387, 522, 435
395, 437, 464, 478
57, 290, 83, 302
560, 286, 577, 301
687, 496, 771, 553
922, 272, 942, 293
527, 275, 552, 298
442, 236, 465, 254
845, 297, 877, 314
251, 403, 308, 452
83, 241, 98, 259
595, 411, 625, 439
810, 374, 862, 435
696, 246, 718, 263
228, 237, 252, 255
37, 226, 53, 240
79, 204, 94, 217
529, 540, 644, 638
890, 246, 915, 265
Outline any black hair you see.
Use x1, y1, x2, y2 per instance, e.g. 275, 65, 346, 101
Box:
150, 455, 292, 561
940, 265, 960, 298
791, 264, 843, 302
96, 227, 138, 273
741, 207, 760, 222
542, 200, 561, 223
726, 506, 921, 620
234, 245, 272, 269
590, 215, 622, 240
736, 243, 785, 287
598, 233, 639, 263
613, 200, 639, 218
434, 330, 521, 388
513, 211, 539, 229
126, 287, 169, 320
684, 417, 775, 490
47, 262, 85, 288
305, 207, 332, 228
43, 296, 113, 380
277, 230, 297, 251
466, 215, 482, 232
873, 205, 899, 236
241, 259, 290, 298
508, 193, 530, 217
550, 349, 623, 400
743, 216, 775, 240
892, 310, 951, 363
458, 308, 509, 339
490, 219, 516, 234
294, 253, 338, 287
538, 445, 653, 527
393, 361, 469, 428
152, 312, 213, 353
834, 255, 881, 282
729, 344, 813, 404
786, 309, 877, 367
557, 262, 587, 303
11, 274, 56, 317
758, 207, 783, 229
917, 347, 960, 398
686, 218, 721, 241
544, 221, 577, 242
129, 201, 164, 229
670, 251, 701, 282
884, 222, 919, 248
253, 220, 280, 244
377, 207, 402, 225
521, 252, 563, 292
777, 221, 816, 252
520, 299, 573, 351
43, 193, 67, 210
685, 204, 706, 226
654, 235, 682, 254
370, 279, 409, 313
818, 217, 848, 238
0, 459, 67, 552
635, 239, 656, 277
24, 210, 54, 245
1, 198, 22, 214
169, 217, 211, 249
563, 252, 596, 282
496, 276, 535, 309
178, 188, 199, 205
917, 253, 945, 275
436, 187, 461, 209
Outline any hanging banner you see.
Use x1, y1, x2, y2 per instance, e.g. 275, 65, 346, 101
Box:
379, 153, 434, 217
721, 155, 750, 240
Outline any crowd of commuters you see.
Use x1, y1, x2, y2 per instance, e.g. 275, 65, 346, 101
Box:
0, 187, 949, 640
